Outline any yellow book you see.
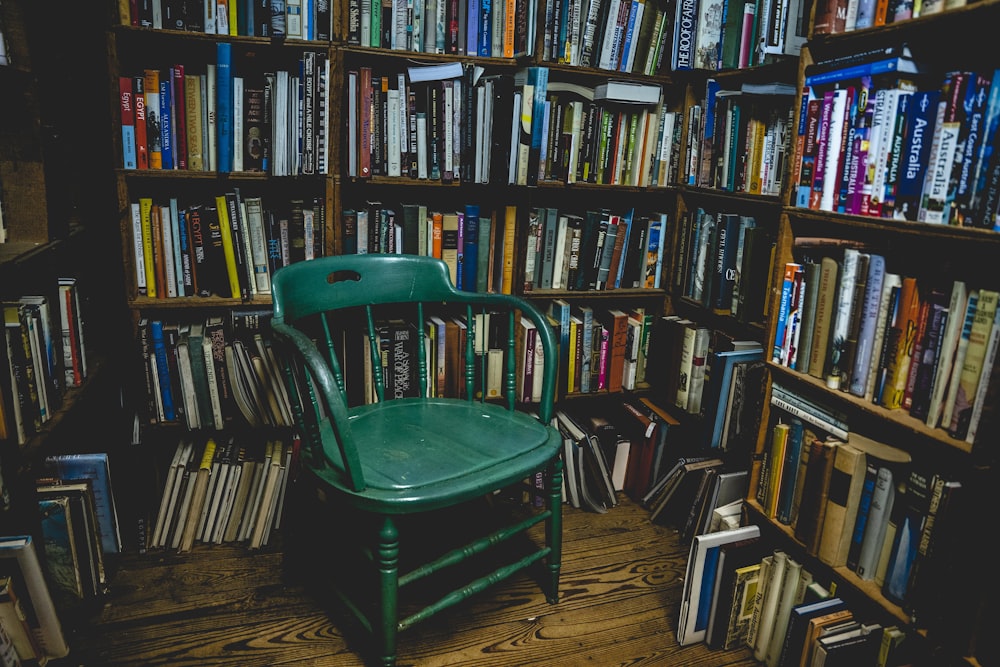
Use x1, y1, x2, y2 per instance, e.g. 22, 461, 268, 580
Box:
214, 195, 241, 298
765, 422, 789, 518
184, 74, 203, 171
567, 316, 578, 393
139, 197, 157, 298
501, 205, 517, 295
179, 437, 217, 553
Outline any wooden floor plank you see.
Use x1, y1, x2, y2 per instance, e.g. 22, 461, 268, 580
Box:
54, 495, 759, 666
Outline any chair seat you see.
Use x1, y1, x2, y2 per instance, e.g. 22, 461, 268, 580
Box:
311, 398, 562, 513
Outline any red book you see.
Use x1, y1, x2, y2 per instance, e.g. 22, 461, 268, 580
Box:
359, 67, 373, 178
133, 76, 150, 169
602, 308, 629, 393
119, 76, 137, 170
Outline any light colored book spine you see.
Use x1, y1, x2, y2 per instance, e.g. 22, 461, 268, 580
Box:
808, 256, 839, 379
925, 279, 967, 427
941, 290, 979, 429
819, 88, 848, 212
865, 272, 902, 402
948, 288, 999, 439
856, 465, 893, 580
965, 302, 1000, 444
849, 253, 885, 397
752, 549, 787, 661
826, 248, 860, 389
675, 322, 696, 410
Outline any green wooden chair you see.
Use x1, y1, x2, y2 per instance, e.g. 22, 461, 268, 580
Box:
270, 254, 563, 667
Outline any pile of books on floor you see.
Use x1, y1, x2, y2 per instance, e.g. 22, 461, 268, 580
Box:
677, 523, 913, 667
148, 434, 296, 553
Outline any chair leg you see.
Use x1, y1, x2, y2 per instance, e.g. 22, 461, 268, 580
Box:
545, 457, 563, 604
376, 516, 400, 667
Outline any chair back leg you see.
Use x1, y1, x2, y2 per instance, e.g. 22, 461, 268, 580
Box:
546, 459, 564, 604
377, 516, 400, 667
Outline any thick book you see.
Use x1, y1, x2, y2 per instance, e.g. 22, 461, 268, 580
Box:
817, 442, 866, 568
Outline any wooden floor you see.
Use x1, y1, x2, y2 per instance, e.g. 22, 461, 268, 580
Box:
53, 494, 761, 667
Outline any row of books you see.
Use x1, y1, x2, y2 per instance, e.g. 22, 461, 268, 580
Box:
138, 310, 295, 430
148, 434, 295, 553
538, 0, 673, 74
1, 278, 88, 446
341, 203, 518, 295
771, 244, 1000, 443
346, 0, 537, 57
345, 62, 509, 184
120, 44, 330, 176
680, 525, 911, 667
129, 191, 325, 302
673, 0, 806, 73
125, 0, 333, 40
644, 317, 767, 449
813, 0, 971, 35
511, 67, 672, 188
522, 207, 666, 293
686, 79, 796, 194
755, 388, 976, 635
791, 53, 1000, 231
555, 395, 685, 513
672, 207, 773, 325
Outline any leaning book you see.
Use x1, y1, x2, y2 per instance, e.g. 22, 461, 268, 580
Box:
0, 535, 70, 660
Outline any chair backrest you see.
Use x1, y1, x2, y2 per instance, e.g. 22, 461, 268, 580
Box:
270, 254, 558, 492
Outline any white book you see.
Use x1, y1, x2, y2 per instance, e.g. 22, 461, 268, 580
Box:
820, 88, 848, 212
870, 89, 905, 213
926, 279, 968, 427
233, 76, 244, 172
206, 65, 217, 172
168, 199, 184, 296
597, 0, 623, 70
509, 91, 522, 184
130, 203, 146, 294
386, 87, 402, 176
416, 113, 429, 179
159, 205, 177, 298
201, 327, 224, 430
676, 525, 761, 646
965, 302, 1000, 444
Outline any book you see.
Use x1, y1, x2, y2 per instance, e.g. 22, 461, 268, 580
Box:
706, 536, 767, 650
0, 535, 69, 660
677, 524, 760, 646
817, 442, 866, 568
776, 596, 848, 667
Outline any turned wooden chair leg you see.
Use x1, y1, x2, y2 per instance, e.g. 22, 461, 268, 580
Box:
377, 516, 400, 667
546, 458, 563, 604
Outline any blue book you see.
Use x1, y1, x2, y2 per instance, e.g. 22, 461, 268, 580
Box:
777, 597, 848, 667
702, 347, 764, 449
613, 208, 634, 289
43, 452, 123, 554
462, 205, 480, 291
216, 42, 234, 173
696, 545, 721, 632
466, 0, 479, 55
479, 0, 492, 56
158, 76, 174, 170
776, 418, 805, 524
149, 319, 176, 422
804, 56, 922, 87
527, 67, 549, 186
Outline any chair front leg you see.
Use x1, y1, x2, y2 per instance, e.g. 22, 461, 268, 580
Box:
545, 457, 563, 604
377, 516, 400, 667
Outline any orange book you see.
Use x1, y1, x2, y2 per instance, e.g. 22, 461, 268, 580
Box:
431, 212, 443, 259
